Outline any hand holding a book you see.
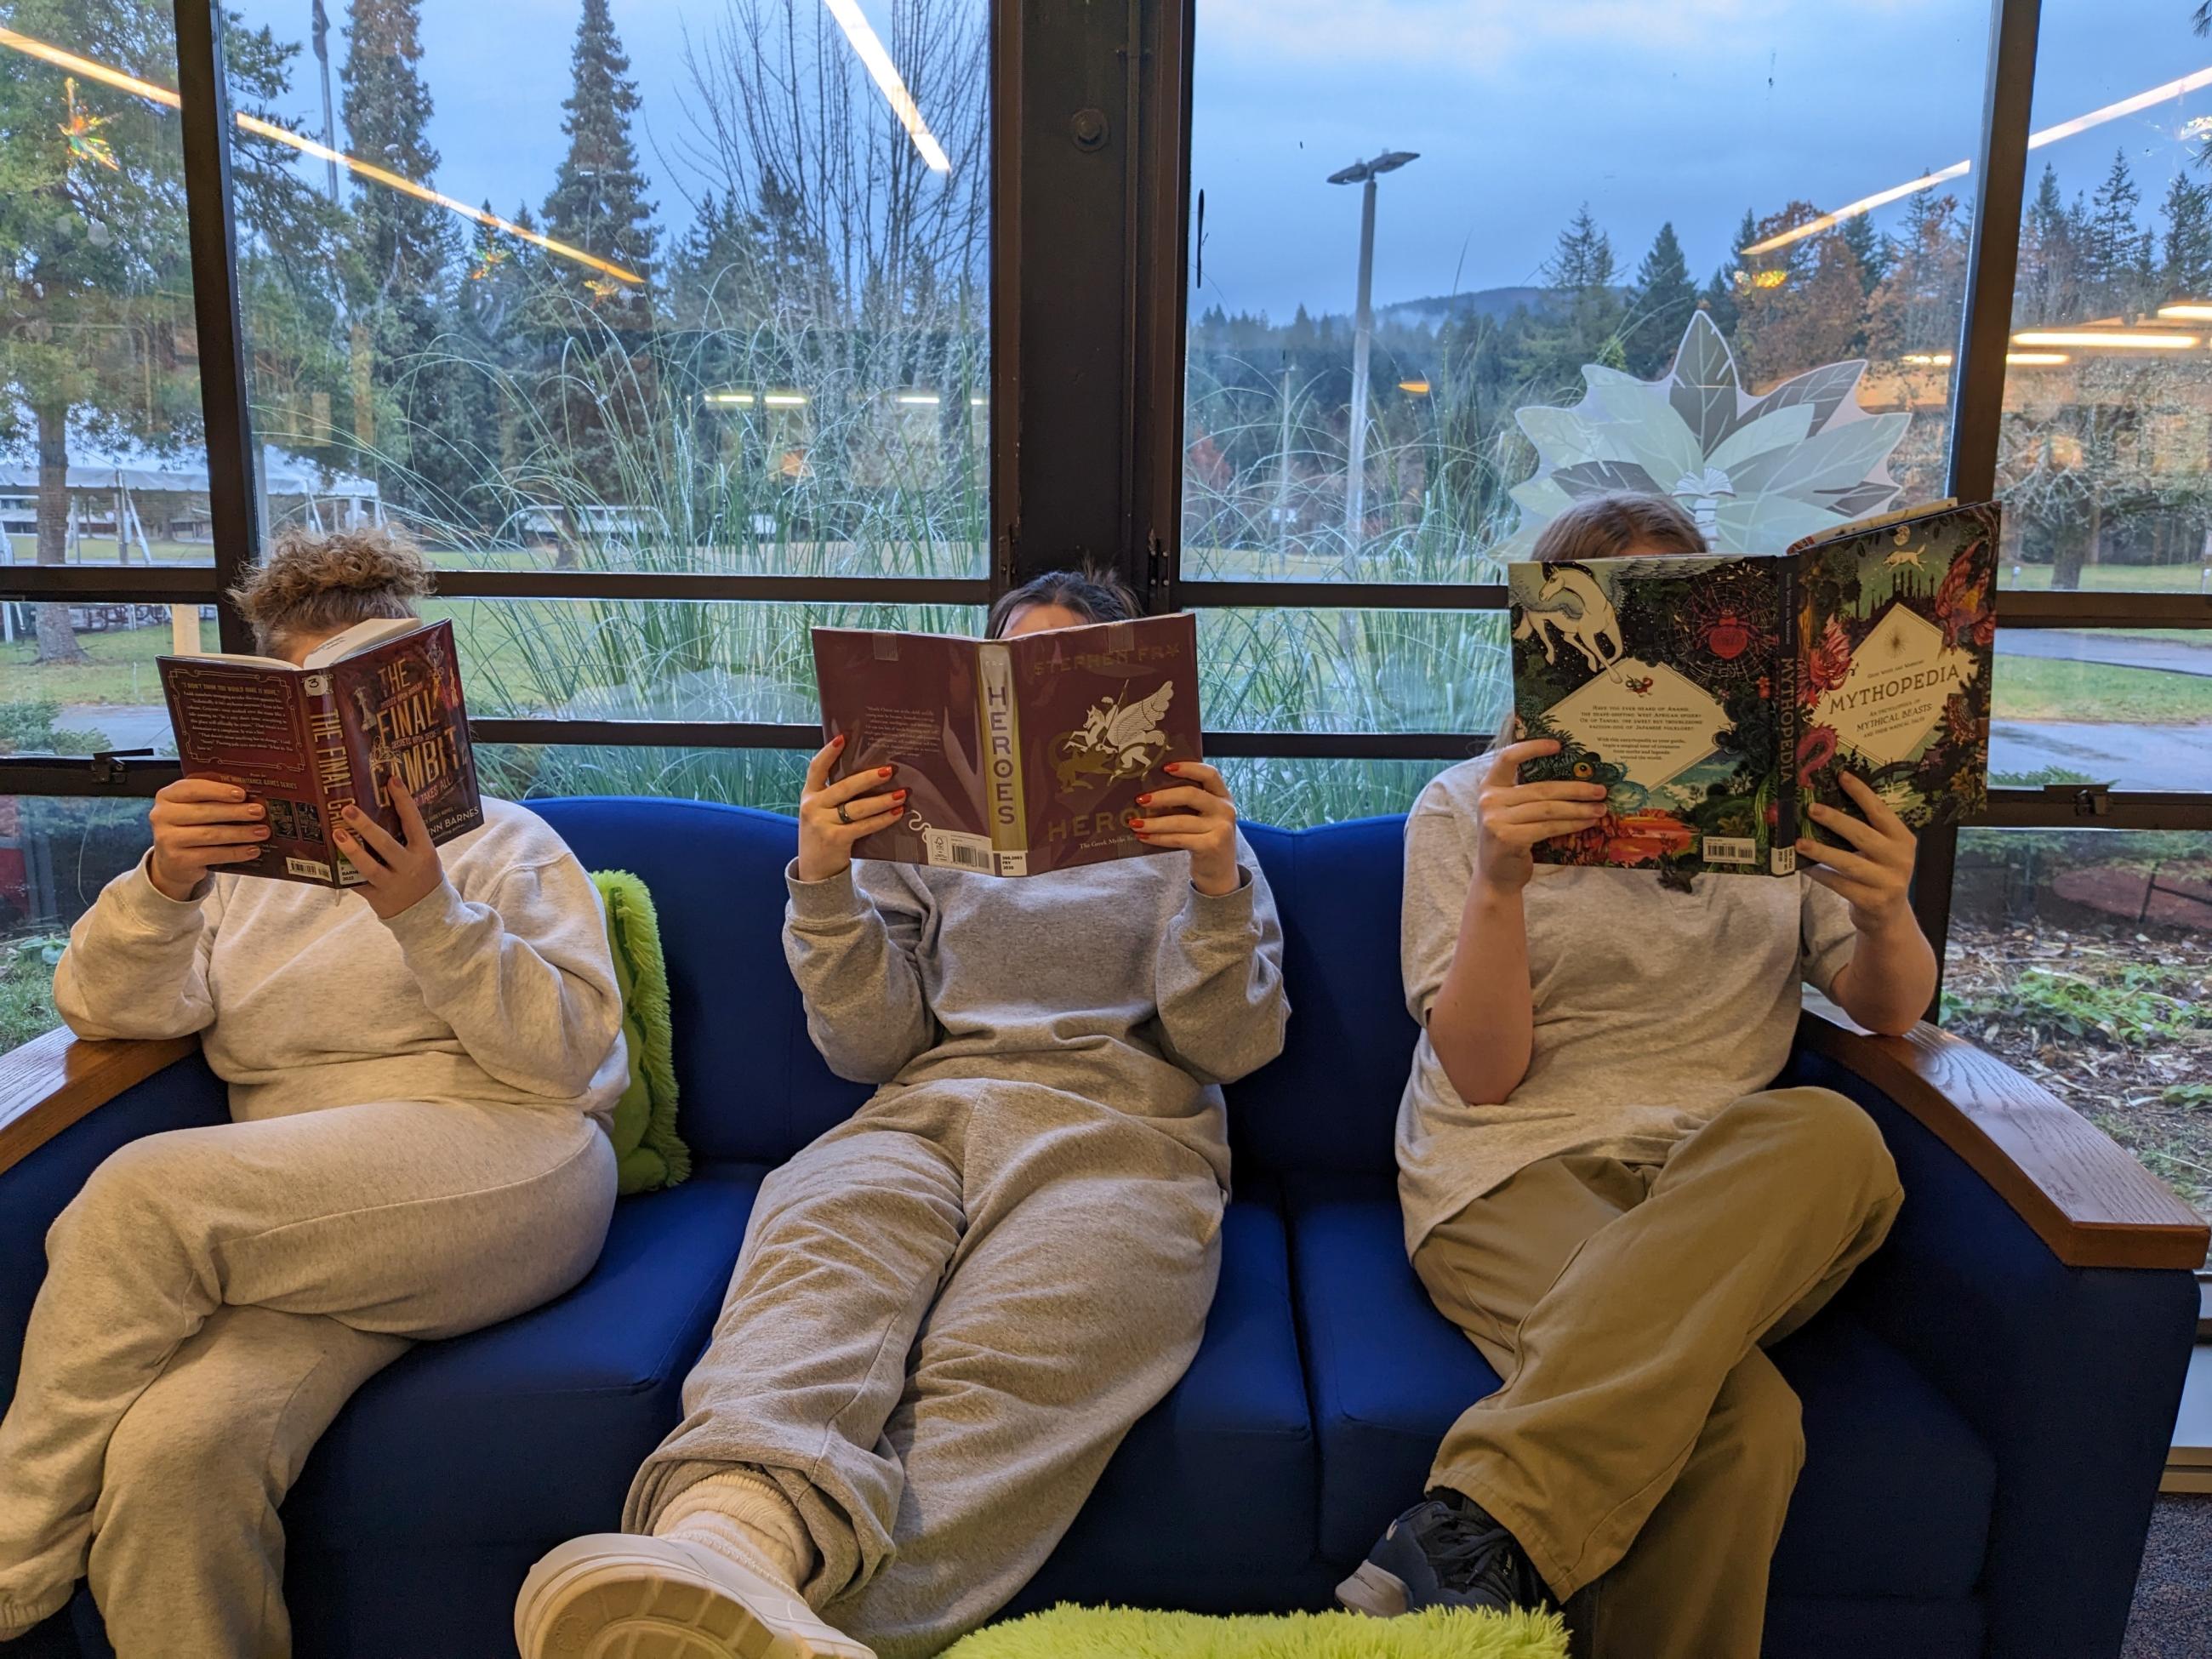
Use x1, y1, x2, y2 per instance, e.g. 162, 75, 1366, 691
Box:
333, 783, 448, 921
1129, 761, 1243, 898
797, 736, 909, 884
146, 778, 272, 900
1795, 773, 1918, 930
1474, 739, 1611, 895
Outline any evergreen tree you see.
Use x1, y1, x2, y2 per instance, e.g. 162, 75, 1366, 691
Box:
1544, 202, 1615, 291
1623, 222, 1696, 376
2083, 149, 2145, 311
2016, 163, 2078, 325
2163, 171, 2212, 300
340, 0, 455, 502
1696, 210, 1757, 343
540, 0, 657, 328
1839, 212, 1890, 295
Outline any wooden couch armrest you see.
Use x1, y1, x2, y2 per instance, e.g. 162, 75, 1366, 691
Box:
1799, 992, 2209, 1270
0, 1028, 202, 1177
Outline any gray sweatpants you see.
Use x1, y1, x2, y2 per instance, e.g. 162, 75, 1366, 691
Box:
0, 1098, 617, 1657
625, 1080, 1224, 1659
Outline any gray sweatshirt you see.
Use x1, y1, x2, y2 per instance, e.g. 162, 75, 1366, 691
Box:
784, 839, 1288, 1188
1396, 759, 1859, 1252
54, 797, 627, 1124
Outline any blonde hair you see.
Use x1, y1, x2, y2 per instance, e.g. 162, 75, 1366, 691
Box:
1495, 492, 1709, 748
230, 525, 435, 655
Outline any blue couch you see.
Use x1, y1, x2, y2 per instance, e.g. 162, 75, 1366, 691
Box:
3, 799, 2203, 1659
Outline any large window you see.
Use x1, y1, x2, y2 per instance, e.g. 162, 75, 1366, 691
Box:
2, 0, 2209, 1227
3, 0, 212, 752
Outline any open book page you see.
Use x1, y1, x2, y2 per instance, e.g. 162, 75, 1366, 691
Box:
303, 616, 429, 667
1792, 500, 1998, 830
1510, 554, 1794, 879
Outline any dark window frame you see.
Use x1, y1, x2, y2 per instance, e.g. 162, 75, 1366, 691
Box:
3, 0, 2208, 1005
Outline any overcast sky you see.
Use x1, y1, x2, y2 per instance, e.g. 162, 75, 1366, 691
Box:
225, 0, 2212, 321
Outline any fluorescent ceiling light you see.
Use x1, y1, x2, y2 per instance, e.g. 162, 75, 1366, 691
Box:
1901, 352, 1954, 366
703, 391, 755, 405
2157, 303, 2212, 319
1397, 379, 1431, 393
763, 393, 808, 407
2006, 351, 2070, 365
821, 0, 950, 173
2012, 329, 2198, 348
0, 24, 643, 284
1743, 65, 2212, 257
896, 393, 941, 405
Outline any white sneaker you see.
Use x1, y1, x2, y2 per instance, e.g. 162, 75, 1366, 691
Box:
514, 1532, 875, 1659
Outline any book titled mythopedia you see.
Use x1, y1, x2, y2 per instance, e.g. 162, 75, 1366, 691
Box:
157, 617, 482, 888
1508, 499, 1998, 880
811, 613, 1202, 877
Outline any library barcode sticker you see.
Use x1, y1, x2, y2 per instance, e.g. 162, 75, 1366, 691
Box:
286, 857, 332, 880
926, 830, 996, 873
1701, 835, 1757, 866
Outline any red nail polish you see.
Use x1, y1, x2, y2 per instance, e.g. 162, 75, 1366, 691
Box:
879, 767, 894, 778
895, 790, 909, 800
1137, 794, 1153, 805
1163, 763, 1181, 773
831, 734, 847, 746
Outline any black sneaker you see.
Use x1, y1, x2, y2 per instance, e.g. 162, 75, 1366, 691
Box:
1336, 1489, 1554, 1618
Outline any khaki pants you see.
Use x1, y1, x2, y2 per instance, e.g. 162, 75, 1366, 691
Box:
1414, 1087, 1903, 1659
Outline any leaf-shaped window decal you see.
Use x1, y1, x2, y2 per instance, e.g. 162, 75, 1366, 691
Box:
1498, 312, 1906, 557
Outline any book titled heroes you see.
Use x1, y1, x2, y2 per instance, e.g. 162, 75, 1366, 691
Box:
812, 613, 1202, 877
1508, 499, 1998, 880
157, 617, 483, 888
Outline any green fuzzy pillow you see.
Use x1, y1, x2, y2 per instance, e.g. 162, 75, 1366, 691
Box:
590, 869, 691, 1195
942, 1606, 1568, 1659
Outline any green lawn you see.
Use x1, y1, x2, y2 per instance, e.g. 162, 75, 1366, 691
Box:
5, 535, 214, 567
1998, 562, 2211, 593
1992, 655, 2212, 724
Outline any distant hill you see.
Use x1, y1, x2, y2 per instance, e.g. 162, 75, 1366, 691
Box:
1379, 287, 1559, 329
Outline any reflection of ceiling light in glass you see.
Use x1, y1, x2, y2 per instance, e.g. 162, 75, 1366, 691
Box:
896, 392, 940, 405
1397, 379, 1430, 393
2158, 302, 2212, 319
763, 392, 808, 407
0, 23, 643, 284
703, 391, 755, 406
821, 0, 950, 173
2005, 351, 2069, 365
2184, 115, 2212, 142
1901, 352, 1953, 366
1750, 269, 1788, 288
1743, 64, 2212, 256
2012, 329, 2198, 348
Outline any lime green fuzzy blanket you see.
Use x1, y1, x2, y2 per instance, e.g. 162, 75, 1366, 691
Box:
591, 869, 690, 1194
942, 1606, 1569, 1659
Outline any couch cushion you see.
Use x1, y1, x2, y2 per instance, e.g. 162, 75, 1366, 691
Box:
1282, 1172, 1996, 1602
1018, 1185, 1317, 1611
1229, 820, 1422, 1180
532, 797, 869, 1165
285, 1164, 761, 1548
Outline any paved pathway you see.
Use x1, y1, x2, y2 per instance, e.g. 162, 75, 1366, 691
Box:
1997, 630, 2212, 677
1990, 720, 2211, 791
57, 704, 168, 751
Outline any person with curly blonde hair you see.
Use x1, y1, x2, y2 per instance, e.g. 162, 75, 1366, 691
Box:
0, 526, 628, 1658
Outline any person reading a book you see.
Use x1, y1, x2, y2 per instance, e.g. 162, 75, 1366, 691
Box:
516, 569, 1289, 1659
1338, 493, 1931, 1658
0, 527, 626, 1658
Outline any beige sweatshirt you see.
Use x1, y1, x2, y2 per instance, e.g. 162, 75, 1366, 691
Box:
54, 797, 627, 1124
1395, 759, 1859, 1253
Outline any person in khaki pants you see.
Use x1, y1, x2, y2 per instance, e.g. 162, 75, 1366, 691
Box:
1337, 494, 1929, 1659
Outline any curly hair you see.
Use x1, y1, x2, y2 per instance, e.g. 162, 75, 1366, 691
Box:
983, 567, 1141, 638
229, 525, 436, 655
1529, 491, 1707, 564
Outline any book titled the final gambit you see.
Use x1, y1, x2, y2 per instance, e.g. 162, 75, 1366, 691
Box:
812, 613, 1202, 877
157, 617, 482, 888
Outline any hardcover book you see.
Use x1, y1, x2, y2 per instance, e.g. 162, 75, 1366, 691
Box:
1507, 499, 1997, 880
812, 613, 1202, 877
157, 616, 483, 888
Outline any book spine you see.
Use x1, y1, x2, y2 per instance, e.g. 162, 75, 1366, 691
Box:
974, 641, 1029, 875
303, 671, 362, 888
1772, 558, 1801, 877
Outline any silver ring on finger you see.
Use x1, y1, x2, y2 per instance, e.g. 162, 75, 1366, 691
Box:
836, 802, 852, 825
